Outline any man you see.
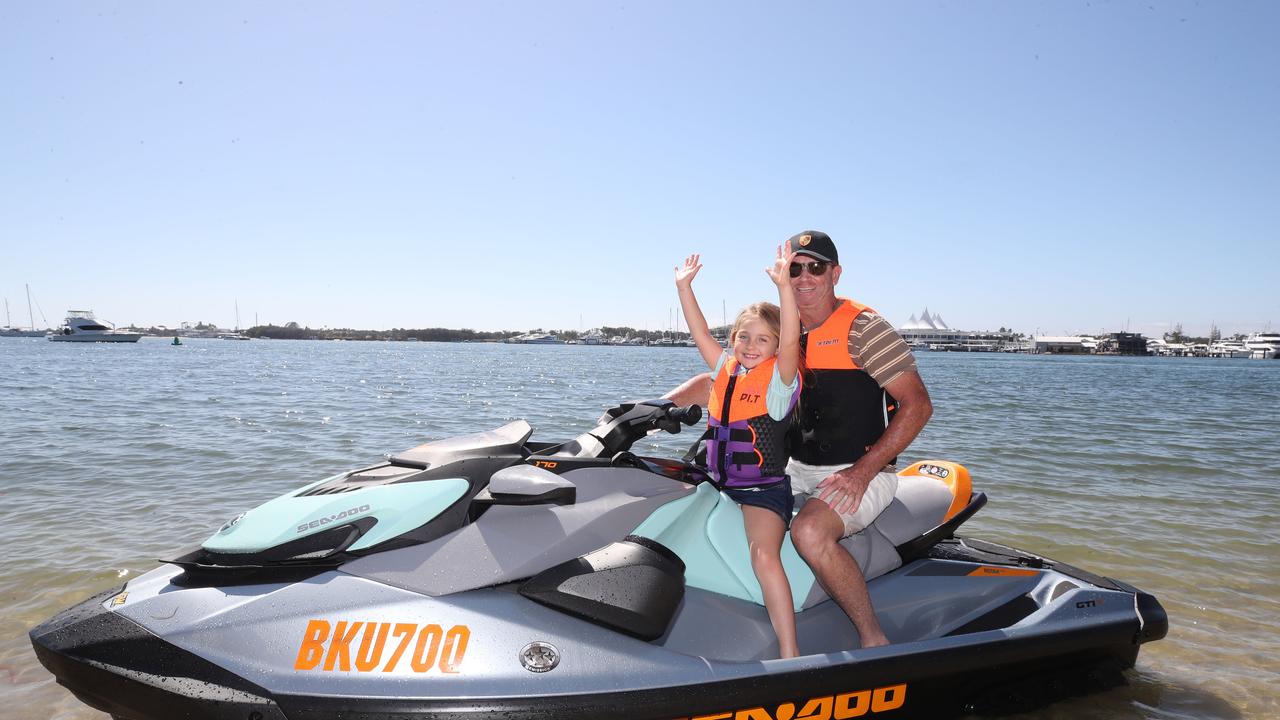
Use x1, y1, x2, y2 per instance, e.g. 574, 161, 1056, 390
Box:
666, 230, 931, 648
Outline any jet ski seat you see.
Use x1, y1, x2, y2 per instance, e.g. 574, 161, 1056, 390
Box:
633, 463, 977, 611
391, 420, 533, 469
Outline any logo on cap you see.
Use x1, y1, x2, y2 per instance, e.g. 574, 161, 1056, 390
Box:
798, 234, 812, 247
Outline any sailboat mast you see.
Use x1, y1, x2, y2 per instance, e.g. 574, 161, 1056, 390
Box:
5, 297, 10, 328
26, 284, 34, 330
235, 300, 241, 332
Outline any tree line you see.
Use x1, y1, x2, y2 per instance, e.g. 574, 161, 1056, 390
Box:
243, 323, 705, 343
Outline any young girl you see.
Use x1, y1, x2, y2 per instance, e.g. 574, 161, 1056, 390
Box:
674, 247, 802, 658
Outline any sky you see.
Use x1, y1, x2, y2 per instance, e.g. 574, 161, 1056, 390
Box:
2, 1, 1277, 338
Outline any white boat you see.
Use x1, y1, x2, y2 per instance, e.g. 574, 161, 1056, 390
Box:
507, 333, 565, 345
1207, 341, 1250, 359
47, 310, 142, 343
1244, 331, 1280, 359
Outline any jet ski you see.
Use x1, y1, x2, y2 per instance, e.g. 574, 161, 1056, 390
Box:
31, 398, 1167, 720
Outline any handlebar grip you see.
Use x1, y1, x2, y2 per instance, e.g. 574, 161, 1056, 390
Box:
669, 404, 702, 426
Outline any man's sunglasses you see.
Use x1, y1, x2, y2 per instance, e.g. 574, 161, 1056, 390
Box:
789, 260, 831, 278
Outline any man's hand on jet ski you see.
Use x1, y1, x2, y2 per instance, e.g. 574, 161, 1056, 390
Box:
815, 463, 875, 515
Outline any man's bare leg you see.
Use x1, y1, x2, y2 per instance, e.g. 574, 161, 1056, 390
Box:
790, 500, 889, 647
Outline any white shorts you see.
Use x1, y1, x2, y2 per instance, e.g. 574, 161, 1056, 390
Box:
787, 458, 898, 537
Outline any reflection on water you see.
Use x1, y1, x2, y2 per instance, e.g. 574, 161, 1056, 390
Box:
1, 340, 1275, 719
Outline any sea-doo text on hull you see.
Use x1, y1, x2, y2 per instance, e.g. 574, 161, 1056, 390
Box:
31, 399, 1166, 720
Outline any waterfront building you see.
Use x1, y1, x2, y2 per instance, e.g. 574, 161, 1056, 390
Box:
1033, 336, 1096, 354
898, 308, 1018, 351
1097, 332, 1149, 356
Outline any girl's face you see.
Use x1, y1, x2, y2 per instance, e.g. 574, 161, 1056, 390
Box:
732, 318, 779, 369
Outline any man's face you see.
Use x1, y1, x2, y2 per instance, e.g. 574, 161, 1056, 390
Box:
789, 255, 841, 313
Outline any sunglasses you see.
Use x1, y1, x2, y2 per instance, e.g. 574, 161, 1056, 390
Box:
789, 260, 831, 278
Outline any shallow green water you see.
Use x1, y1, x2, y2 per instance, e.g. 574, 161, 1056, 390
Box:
1, 339, 1275, 719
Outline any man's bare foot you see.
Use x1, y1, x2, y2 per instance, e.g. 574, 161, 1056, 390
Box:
860, 633, 890, 648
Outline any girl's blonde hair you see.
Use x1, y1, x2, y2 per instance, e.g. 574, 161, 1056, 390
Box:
729, 302, 782, 346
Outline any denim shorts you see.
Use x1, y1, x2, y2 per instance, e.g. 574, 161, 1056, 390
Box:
723, 481, 795, 528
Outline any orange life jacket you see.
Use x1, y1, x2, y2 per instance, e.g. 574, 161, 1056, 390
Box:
706, 355, 797, 487
788, 298, 897, 465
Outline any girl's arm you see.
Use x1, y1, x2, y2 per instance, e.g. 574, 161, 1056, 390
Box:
675, 254, 725, 370
765, 246, 801, 385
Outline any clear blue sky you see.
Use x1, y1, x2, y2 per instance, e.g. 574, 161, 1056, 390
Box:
3, 1, 1276, 337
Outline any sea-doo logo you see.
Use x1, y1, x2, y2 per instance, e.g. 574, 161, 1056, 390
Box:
519, 641, 560, 673
675, 683, 907, 720
297, 504, 372, 534
294, 619, 470, 674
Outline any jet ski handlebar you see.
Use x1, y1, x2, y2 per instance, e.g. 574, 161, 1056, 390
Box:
552, 399, 702, 459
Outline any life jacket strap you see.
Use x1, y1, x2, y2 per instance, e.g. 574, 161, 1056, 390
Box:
682, 427, 712, 465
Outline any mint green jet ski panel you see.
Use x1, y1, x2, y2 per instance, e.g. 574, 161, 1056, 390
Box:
203, 477, 470, 553
631, 483, 815, 608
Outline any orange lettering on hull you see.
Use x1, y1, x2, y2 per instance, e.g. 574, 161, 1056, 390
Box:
294, 619, 470, 674
676, 683, 908, 720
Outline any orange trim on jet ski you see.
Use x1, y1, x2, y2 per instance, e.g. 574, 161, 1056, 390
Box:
898, 461, 972, 523
968, 566, 1039, 577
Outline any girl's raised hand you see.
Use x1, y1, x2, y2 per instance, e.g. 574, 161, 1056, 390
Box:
765, 245, 796, 287
675, 254, 702, 289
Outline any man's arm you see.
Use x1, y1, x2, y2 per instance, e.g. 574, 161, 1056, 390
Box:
814, 369, 933, 514
664, 373, 712, 408
858, 369, 932, 470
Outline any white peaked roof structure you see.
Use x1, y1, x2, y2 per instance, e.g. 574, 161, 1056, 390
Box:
901, 308, 950, 331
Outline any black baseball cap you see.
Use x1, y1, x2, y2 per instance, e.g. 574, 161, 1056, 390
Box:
786, 230, 838, 264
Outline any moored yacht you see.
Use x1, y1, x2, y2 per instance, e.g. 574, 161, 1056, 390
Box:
47, 310, 142, 343
1244, 331, 1280, 359
507, 332, 565, 344
1207, 341, 1249, 359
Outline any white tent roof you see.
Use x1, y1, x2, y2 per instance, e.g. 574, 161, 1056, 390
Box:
900, 308, 950, 330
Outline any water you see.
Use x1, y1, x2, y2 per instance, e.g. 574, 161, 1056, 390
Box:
1, 339, 1276, 719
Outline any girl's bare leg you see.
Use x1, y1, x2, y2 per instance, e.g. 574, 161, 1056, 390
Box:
742, 505, 799, 658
